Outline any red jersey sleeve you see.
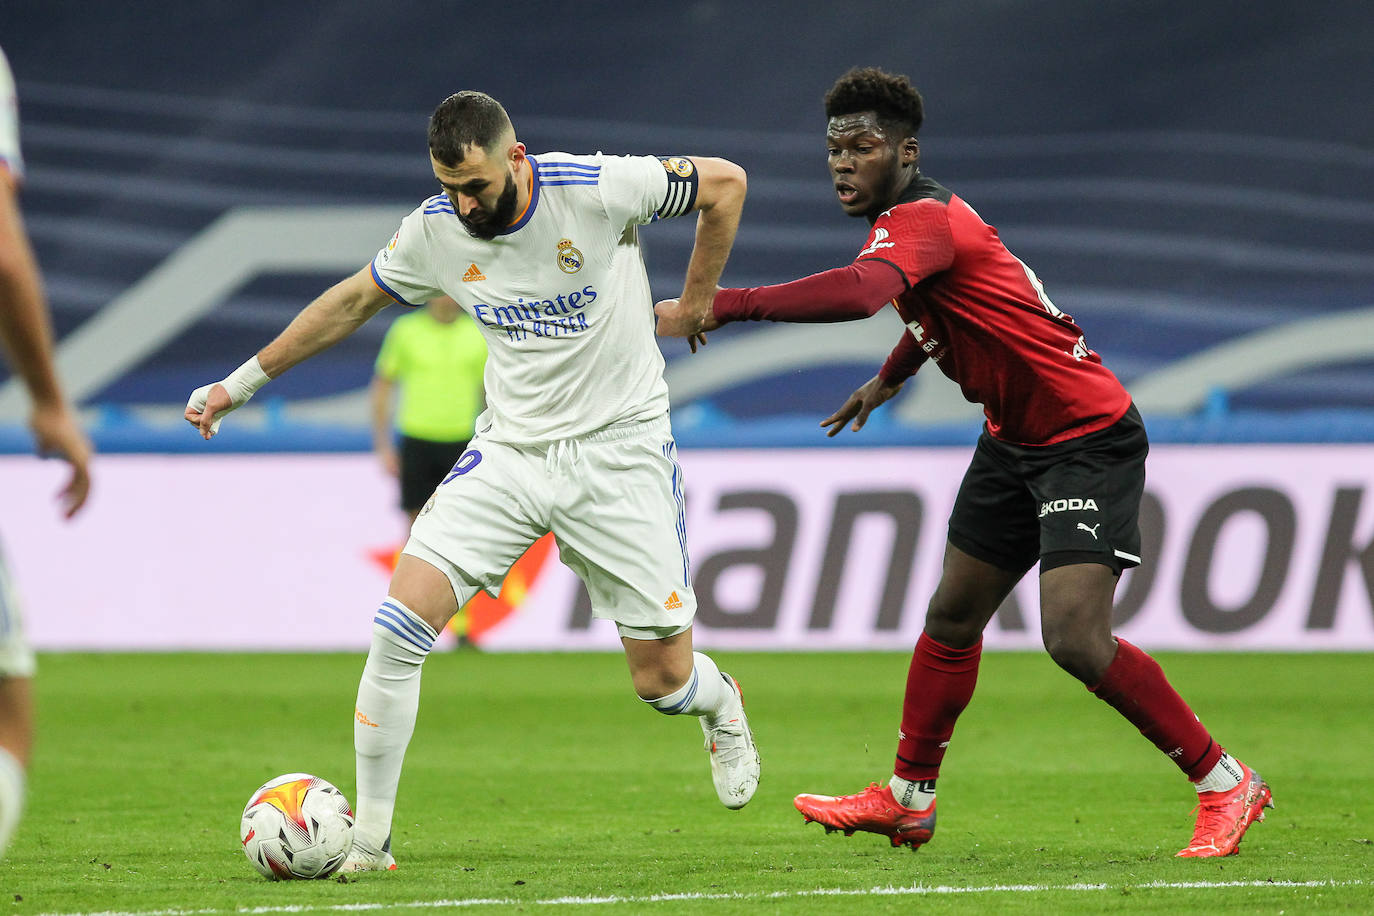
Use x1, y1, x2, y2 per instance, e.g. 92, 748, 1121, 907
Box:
878, 331, 928, 386
711, 260, 907, 323
858, 199, 955, 284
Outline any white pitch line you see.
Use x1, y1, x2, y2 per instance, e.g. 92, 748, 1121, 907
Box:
33, 879, 1371, 916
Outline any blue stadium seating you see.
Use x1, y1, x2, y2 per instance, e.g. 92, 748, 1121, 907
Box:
1, 1, 1370, 449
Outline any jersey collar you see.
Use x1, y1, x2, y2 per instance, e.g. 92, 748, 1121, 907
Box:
495, 158, 540, 236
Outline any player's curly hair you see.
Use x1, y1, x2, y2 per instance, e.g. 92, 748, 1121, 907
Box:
428, 91, 514, 166
824, 67, 924, 138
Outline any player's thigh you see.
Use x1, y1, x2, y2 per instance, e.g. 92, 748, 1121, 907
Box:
925, 541, 1026, 646
1029, 407, 1148, 576
552, 430, 694, 636
947, 434, 1041, 575
405, 438, 548, 602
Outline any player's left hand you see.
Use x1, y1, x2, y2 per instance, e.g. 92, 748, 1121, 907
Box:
654, 298, 717, 354
820, 373, 904, 437
30, 401, 93, 518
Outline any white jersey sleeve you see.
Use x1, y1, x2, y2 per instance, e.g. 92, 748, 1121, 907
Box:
0, 48, 24, 181
370, 200, 446, 307
597, 154, 696, 228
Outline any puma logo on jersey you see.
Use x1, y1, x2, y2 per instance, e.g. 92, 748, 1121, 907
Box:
1077, 522, 1101, 539
462, 263, 486, 282
858, 227, 895, 257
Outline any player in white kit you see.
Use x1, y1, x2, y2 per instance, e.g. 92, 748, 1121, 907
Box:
186, 91, 758, 870
0, 45, 94, 859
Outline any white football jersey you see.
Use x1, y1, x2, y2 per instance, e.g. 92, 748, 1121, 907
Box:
371, 152, 691, 444
0, 48, 23, 180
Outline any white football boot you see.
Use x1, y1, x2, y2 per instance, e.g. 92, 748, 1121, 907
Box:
338, 832, 396, 872
701, 673, 760, 809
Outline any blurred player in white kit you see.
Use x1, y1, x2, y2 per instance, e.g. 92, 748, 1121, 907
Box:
0, 45, 94, 859
185, 90, 758, 869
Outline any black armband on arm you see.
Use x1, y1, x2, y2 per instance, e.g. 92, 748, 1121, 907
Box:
653, 157, 699, 220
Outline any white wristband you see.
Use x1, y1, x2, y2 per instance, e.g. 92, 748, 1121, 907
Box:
221, 355, 271, 407
185, 355, 271, 437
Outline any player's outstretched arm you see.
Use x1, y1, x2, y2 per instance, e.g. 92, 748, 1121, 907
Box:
185, 265, 393, 439
661, 260, 908, 348
0, 175, 93, 517
820, 373, 905, 437
655, 157, 746, 352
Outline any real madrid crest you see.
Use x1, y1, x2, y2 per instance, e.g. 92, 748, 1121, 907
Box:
662, 157, 695, 178
556, 238, 584, 274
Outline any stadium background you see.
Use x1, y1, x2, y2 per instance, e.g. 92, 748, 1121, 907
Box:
1, 0, 1371, 652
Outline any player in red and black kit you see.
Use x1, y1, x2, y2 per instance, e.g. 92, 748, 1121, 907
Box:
656, 67, 1272, 858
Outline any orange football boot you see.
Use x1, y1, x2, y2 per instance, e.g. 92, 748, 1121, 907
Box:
1177, 760, 1273, 857
794, 782, 936, 850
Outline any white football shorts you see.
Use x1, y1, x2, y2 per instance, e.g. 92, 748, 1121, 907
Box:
403, 413, 696, 639
0, 541, 36, 679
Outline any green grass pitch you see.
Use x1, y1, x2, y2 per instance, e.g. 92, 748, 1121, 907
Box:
3, 651, 1372, 913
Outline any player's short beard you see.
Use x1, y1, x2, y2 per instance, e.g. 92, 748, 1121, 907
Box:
861, 162, 904, 220
458, 173, 519, 240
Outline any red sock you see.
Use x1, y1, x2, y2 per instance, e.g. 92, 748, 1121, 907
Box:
1089, 637, 1222, 780
894, 631, 982, 781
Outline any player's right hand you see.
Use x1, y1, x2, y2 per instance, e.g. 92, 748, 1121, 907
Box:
184, 356, 272, 440
184, 382, 234, 439
30, 401, 93, 518
820, 374, 903, 437
653, 298, 717, 353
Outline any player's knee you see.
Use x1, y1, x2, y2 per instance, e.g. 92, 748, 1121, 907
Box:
632, 664, 691, 704
1041, 616, 1113, 684
923, 592, 985, 648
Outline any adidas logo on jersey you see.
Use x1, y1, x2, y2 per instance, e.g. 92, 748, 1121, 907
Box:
663, 591, 683, 610
462, 263, 486, 282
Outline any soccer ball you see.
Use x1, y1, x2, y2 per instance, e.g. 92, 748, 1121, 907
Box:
240, 773, 355, 879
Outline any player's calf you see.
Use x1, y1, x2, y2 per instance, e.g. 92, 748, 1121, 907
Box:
643, 652, 761, 809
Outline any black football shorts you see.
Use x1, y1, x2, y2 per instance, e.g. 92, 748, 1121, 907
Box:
947, 404, 1148, 575
399, 435, 470, 512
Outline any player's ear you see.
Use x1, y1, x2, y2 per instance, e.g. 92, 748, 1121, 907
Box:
508, 141, 527, 165
902, 138, 920, 167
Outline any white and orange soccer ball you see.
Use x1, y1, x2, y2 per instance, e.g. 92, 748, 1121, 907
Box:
240, 773, 355, 879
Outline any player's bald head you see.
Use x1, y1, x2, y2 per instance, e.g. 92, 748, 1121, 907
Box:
428, 91, 516, 167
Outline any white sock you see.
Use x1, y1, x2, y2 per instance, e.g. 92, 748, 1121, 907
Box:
644, 651, 735, 724
889, 775, 936, 811
1194, 751, 1245, 794
0, 747, 25, 859
353, 598, 438, 849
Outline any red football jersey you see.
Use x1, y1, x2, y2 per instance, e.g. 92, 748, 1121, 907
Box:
862, 176, 1131, 445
